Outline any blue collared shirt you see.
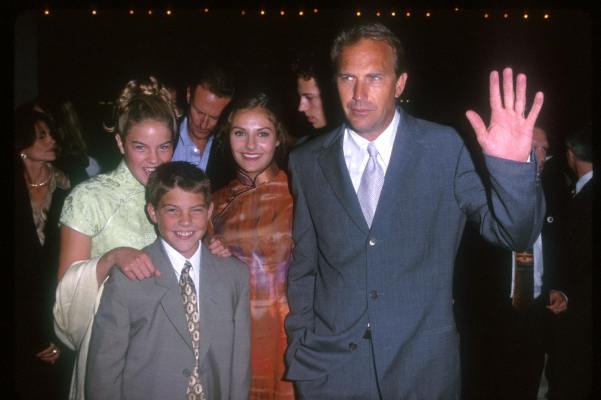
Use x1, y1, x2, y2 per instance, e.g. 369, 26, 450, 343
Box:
172, 116, 214, 171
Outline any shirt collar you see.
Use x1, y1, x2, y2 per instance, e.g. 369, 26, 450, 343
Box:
345, 109, 400, 168
115, 160, 145, 190
179, 117, 214, 147
575, 170, 593, 194
160, 237, 202, 275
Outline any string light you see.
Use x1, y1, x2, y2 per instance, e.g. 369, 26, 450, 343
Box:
35, 7, 560, 21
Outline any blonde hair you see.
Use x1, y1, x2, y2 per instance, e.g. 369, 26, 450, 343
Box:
104, 76, 182, 140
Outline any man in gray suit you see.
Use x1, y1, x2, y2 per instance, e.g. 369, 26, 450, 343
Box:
284, 23, 545, 399
86, 162, 250, 400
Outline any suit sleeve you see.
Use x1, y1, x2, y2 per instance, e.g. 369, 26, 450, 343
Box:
454, 145, 545, 251
284, 154, 319, 371
85, 269, 130, 400
231, 263, 251, 400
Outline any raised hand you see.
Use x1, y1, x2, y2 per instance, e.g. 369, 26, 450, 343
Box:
466, 67, 544, 162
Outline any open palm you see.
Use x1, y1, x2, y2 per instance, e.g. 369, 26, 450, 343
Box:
466, 67, 544, 162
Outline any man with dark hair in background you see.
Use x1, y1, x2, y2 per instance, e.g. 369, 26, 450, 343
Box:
172, 65, 236, 191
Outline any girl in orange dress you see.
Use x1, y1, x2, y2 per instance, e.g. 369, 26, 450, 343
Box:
210, 92, 295, 400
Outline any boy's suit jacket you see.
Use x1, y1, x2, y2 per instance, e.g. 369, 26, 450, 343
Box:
86, 239, 250, 400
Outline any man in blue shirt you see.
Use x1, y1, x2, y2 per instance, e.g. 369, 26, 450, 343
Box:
173, 65, 235, 191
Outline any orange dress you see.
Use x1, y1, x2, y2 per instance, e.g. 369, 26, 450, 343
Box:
211, 164, 295, 400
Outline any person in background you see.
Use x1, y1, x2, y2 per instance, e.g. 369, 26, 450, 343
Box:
172, 64, 236, 191
52, 99, 101, 185
552, 125, 594, 400
210, 92, 295, 400
291, 47, 342, 145
14, 105, 73, 399
453, 125, 571, 400
53, 76, 180, 400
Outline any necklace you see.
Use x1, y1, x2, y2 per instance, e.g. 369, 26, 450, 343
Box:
29, 175, 51, 187
25, 164, 52, 188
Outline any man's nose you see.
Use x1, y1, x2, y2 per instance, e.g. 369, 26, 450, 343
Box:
298, 98, 308, 112
352, 80, 366, 101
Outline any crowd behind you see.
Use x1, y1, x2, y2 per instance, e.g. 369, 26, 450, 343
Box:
13, 22, 593, 400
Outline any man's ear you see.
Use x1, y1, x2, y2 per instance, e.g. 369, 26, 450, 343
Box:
394, 72, 408, 98
147, 203, 158, 224
115, 134, 125, 155
207, 202, 214, 220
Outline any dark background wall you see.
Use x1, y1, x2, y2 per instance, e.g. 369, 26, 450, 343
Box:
14, 6, 592, 170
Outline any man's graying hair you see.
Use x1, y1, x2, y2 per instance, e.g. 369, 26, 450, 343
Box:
565, 125, 592, 162
330, 23, 407, 77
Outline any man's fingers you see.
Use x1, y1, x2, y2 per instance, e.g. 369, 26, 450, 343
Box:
465, 110, 487, 140
514, 73, 527, 117
502, 67, 514, 110
489, 70, 502, 111
525, 91, 544, 126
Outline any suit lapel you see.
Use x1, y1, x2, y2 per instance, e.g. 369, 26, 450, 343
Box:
197, 243, 218, 362
318, 126, 370, 233
150, 240, 194, 351
372, 110, 421, 228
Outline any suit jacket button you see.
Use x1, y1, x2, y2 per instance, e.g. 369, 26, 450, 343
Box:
547, 216, 554, 223
369, 290, 379, 299
368, 238, 376, 246
183, 368, 191, 377
348, 342, 357, 351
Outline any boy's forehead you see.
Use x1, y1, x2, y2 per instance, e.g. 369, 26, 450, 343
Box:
158, 188, 209, 205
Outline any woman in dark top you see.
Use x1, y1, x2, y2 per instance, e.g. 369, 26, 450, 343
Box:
14, 105, 73, 399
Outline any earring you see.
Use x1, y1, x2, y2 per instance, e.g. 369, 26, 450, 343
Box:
20, 152, 27, 160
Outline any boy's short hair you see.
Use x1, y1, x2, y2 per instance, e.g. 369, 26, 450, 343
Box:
146, 161, 211, 207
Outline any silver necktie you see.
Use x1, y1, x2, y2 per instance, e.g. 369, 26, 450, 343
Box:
357, 143, 385, 227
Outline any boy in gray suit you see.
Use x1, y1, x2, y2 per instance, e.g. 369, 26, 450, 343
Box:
86, 161, 250, 400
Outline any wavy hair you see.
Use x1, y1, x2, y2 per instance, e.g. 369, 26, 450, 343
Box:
104, 76, 182, 140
